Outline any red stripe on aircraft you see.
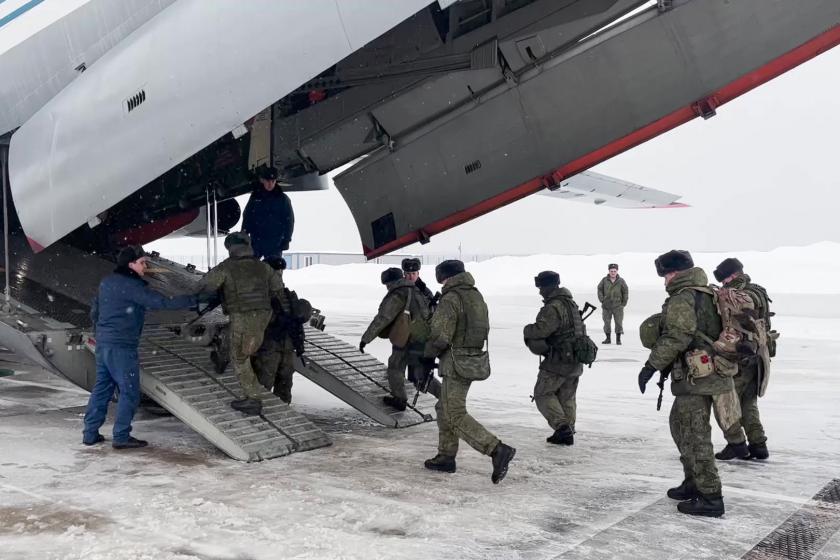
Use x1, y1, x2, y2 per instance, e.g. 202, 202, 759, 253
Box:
364, 23, 840, 258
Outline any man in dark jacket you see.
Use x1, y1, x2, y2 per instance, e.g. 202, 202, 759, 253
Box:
241, 166, 295, 260
524, 271, 584, 445
82, 246, 196, 449
638, 250, 730, 517
597, 263, 628, 345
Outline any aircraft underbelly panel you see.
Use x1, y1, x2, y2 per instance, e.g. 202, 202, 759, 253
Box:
334, 0, 840, 256
9, 0, 433, 251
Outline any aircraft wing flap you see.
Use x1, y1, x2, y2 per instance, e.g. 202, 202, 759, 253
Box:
539, 171, 687, 209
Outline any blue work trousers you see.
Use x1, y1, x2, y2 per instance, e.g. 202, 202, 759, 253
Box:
82, 345, 141, 444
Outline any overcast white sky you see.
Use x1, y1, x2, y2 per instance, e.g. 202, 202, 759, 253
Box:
154, 43, 840, 259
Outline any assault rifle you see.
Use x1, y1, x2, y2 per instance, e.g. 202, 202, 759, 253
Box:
580, 302, 597, 321
411, 359, 438, 407
655, 365, 673, 411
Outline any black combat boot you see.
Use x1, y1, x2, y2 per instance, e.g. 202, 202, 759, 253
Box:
715, 442, 750, 460
616, 333, 622, 345
382, 396, 407, 411
490, 442, 516, 484
546, 424, 574, 445
230, 398, 262, 416
667, 480, 698, 501
113, 436, 148, 450
210, 350, 229, 375
424, 454, 456, 473
677, 494, 725, 517
748, 442, 769, 460
602, 334, 611, 344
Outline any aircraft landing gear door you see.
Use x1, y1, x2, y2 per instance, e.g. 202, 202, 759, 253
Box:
1, 136, 10, 311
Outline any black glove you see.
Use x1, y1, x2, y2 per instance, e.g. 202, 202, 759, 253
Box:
359, 341, 366, 354
638, 362, 656, 394
419, 357, 436, 369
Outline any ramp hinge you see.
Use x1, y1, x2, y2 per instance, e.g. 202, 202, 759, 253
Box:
692, 96, 719, 120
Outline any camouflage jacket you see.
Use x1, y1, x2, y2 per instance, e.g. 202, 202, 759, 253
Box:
597, 275, 628, 309
195, 244, 287, 314
361, 279, 431, 344
424, 272, 491, 380
523, 287, 583, 376
646, 267, 731, 396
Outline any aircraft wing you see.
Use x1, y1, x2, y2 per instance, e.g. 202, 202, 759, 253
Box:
9, 0, 434, 251
538, 171, 688, 209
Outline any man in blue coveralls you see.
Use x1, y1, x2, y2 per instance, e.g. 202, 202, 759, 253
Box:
82, 246, 196, 449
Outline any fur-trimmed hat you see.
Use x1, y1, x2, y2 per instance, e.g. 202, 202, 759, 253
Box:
654, 250, 694, 277
116, 245, 146, 268
401, 258, 421, 273
534, 270, 560, 288
608, 263, 618, 270
435, 260, 465, 283
713, 258, 744, 282
224, 231, 251, 249
381, 267, 404, 285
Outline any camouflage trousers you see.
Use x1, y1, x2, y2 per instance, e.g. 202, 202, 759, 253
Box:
387, 344, 441, 402
229, 310, 272, 400
436, 371, 499, 458
714, 363, 767, 446
602, 306, 624, 335
254, 334, 295, 403
533, 370, 579, 431
670, 394, 722, 496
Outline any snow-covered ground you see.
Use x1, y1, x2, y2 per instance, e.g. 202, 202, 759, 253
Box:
1, 245, 839, 560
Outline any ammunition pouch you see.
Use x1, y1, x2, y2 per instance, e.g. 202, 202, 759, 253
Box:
450, 349, 490, 381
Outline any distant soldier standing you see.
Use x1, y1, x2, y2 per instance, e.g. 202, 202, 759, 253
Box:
241, 166, 295, 260
638, 250, 729, 517
524, 271, 584, 446
359, 266, 433, 410
196, 232, 288, 415
597, 263, 628, 345
423, 260, 516, 484
712, 258, 774, 461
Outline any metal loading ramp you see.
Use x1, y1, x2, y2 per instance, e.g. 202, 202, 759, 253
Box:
298, 326, 436, 428
139, 325, 331, 462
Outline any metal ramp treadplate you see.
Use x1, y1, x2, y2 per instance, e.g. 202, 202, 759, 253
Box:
297, 326, 436, 428
140, 326, 331, 462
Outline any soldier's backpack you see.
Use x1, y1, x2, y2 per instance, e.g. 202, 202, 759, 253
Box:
552, 297, 598, 367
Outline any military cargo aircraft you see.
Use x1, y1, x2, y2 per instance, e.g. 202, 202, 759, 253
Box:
0, 0, 838, 460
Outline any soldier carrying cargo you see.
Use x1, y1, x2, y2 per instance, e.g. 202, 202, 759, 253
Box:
638, 250, 732, 518
195, 232, 289, 416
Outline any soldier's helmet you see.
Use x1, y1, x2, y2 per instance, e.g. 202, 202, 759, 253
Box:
534, 270, 560, 288
224, 231, 251, 250
381, 267, 404, 285
639, 313, 662, 349
256, 165, 279, 180
654, 250, 693, 277
713, 258, 744, 282
292, 297, 313, 323
435, 260, 465, 283
266, 256, 287, 271
401, 258, 421, 273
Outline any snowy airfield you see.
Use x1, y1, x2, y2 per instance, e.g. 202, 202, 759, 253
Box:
1, 244, 839, 560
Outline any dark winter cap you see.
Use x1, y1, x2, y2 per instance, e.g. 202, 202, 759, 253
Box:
266, 256, 287, 271
534, 271, 560, 288
713, 258, 744, 282
401, 258, 421, 272
381, 267, 404, 285
256, 165, 279, 180
608, 263, 618, 270
116, 245, 146, 267
224, 231, 251, 249
654, 250, 694, 277
435, 260, 465, 283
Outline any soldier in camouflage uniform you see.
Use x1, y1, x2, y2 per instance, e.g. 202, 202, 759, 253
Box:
712, 258, 772, 461
597, 263, 628, 345
423, 260, 516, 484
523, 271, 583, 445
196, 232, 288, 416
253, 257, 296, 404
638, 250, 730, 517
359, 267, 434, 410
400, 258, 441, 399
